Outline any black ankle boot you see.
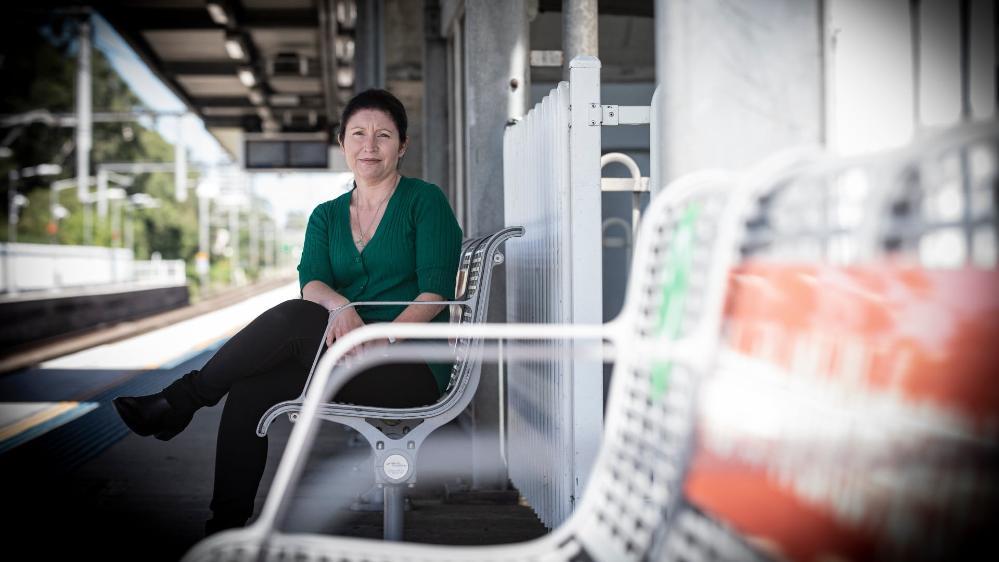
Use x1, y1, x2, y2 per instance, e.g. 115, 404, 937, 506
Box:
112, 392, 194, 441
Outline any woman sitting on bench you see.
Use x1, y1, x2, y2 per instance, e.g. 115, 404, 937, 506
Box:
113, 88, 462, 535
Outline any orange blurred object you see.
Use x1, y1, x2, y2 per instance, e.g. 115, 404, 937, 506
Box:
686, 262, 999, 561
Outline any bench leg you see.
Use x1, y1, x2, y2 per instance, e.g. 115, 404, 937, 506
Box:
383, 484, 405, 541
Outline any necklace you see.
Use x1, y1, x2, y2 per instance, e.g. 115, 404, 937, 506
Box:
351, 179, 397, 249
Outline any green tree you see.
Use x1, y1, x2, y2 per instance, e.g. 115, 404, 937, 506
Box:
2, 13, 201, 278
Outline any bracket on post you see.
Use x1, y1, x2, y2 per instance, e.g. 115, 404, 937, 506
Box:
587, 103, 602, 126
598, 105, 652, 126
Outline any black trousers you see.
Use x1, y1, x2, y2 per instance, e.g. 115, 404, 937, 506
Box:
163, 299, 440, 522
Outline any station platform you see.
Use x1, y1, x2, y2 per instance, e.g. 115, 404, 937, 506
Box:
0, 281, 547, 561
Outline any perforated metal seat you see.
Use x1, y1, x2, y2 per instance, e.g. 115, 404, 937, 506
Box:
255, 226, 524, 540
186, 123, 997, 562
182, 162, 766, 561
683, 123, 999, 562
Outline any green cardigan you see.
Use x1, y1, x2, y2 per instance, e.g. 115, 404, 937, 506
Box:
297, 176, 463, 392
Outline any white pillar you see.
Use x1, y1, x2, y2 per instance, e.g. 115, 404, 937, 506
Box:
654, 0, 823, 177
567, 54, 603, 506
124, 206, 135, 255
229, 205, 240, 284
249, 205, 259, 273
76, 18, 93, 244
96, 168, 108, 218
175, 115, 188, 202
198, 194, 210, 291
463, 0, 531, 490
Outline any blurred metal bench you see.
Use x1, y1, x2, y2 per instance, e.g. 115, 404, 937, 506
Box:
255, 226, 524, 541
187, 123, 996, 562
184, 152, 775, 560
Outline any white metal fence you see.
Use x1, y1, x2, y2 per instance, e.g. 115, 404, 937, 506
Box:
0, 242, 186, 295
503, 56, 604, 528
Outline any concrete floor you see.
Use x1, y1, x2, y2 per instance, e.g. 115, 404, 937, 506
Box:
0, 282, 549, 561
5, 399, 547, 561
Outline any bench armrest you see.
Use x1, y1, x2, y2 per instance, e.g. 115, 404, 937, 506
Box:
254, 318, 707, 532
298, 298, 474, 401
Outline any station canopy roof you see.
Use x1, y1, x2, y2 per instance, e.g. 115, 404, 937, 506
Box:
78, 0, 351, 158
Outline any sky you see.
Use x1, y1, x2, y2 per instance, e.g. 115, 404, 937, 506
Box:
92, 15, 350, 227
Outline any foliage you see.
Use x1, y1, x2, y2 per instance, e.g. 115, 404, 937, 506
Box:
1, 14, 205, 278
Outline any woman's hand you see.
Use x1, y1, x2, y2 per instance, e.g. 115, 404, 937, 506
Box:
327, 305, 366, 348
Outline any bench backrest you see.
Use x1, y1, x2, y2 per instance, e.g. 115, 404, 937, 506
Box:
440, 226, 524, 397
566, 171, 752, 561
681, 126, 998, 561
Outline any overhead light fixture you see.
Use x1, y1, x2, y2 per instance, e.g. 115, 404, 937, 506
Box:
248, 88, 265, 106
224, 32, 246, 60
238, 67, 257, 87
269, 94, 299, 107
206, 1, 231, 26
334, 36, 354, 60
336, 66, 354, 88
336, 0, 357, 29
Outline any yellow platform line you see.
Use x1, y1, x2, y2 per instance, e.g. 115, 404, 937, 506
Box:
0, 402, 80, 442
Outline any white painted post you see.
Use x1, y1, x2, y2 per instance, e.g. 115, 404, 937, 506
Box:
649, 85, 663, 197
76, 18, 93, 244
96, 168, 108, 218
175, 114, 188, 202
76, 18, 92, 203
567, 54, 603, 506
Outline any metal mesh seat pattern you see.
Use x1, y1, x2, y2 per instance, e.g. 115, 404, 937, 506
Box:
183, 169, 754, 561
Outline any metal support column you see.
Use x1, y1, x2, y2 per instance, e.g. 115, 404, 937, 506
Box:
229, 205, 239, 285
423, 0, 449, 187
198, 194, 210, 291
175, 115, 188, 202
248, 176, 259, 273
562, 0, 598, 80
463, 0, 530, 490
76, 17, 93, 244
356, 0, 385, 91
383, 485, 404, 541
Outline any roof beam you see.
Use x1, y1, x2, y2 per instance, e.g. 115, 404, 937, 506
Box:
203, 115, 261, 129
193, 97, 255, 108
165, 61, 323, 79
193, 96, 327, 109
111, 9, 319, 31
163, 61, 242, 75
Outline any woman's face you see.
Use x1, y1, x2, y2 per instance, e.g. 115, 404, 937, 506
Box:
339, 108, 407, 185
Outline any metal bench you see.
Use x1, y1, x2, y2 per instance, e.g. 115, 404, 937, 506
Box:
183, 153, 772, 561
681, 124, 999, 561
255, 226, 524, 541
186, 124, 996, 562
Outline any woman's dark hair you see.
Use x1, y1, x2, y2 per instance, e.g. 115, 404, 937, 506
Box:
336, 88, 408, 144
